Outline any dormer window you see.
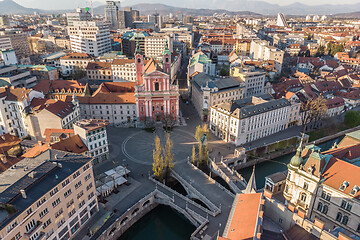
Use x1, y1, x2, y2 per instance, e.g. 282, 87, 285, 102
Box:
350, 185, 359, 196
339, 181, 349, 191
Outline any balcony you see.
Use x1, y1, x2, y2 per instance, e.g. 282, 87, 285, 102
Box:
25, 221, 43, 238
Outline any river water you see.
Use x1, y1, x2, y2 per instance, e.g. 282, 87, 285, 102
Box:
118, 205, 195, 240
118, 136, 343, 240
238, 136, 344, 189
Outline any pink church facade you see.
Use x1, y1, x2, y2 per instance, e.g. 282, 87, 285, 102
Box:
134, 48, 179, 122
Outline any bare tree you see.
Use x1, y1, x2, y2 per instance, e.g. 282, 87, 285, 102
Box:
300, 96, 328, 131
162, 114, 176, 130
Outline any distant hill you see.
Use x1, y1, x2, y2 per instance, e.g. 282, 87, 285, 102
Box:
1, 0, 360, 17
333, 11, 360, 19
0, 0, 43, 14
93, 3, 262, 16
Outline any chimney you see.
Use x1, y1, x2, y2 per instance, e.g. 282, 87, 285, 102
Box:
57, 163, 62, 168
20, 189, 27, 199
38, 141, 43, 146
29, 171, 37, 178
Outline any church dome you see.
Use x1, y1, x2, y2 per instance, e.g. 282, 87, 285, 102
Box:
290, 150, 303, 167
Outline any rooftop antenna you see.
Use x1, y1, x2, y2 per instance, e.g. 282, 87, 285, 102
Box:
91, 0, 94, 17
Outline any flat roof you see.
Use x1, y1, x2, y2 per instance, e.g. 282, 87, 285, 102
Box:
0, 149, 92, 230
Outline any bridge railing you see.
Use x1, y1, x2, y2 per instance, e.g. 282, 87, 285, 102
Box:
187, 159, 236, 198
148, 175, 219, 217
209, 158, 243, 193
220, 160, 247, 188
95, 190, 157, 240
170, 170, 221, 216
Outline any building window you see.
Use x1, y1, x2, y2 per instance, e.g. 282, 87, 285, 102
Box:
336, 212, 342, 222
300, 193, 307, 202
154, 82, 159, 91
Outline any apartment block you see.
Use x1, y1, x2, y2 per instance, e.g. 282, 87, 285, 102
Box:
0, 86, 44, 137
74, 119, 109, 164
210, 94, 291, 145
190, 73, 244, 121
59, 53, 92, 77
0, 149, 98, 240
0, 64, 37, 88
68, 21, 111, 57
66, 8, 92, 26
231, 66, 266, 97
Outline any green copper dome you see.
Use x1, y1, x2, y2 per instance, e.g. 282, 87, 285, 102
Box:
290, 135, 304, 168
290, 148, 303, 167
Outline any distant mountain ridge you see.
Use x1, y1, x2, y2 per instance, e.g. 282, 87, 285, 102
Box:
93, 3, 262, 16
0, 0, 360, 16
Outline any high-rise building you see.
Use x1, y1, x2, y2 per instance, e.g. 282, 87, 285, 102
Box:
105, 1, 121, 30
119, 7, 135, 29
68, 21, 111, 57
0, 32, 31, 61
276, 13, 289, 27
144, 35, 173, 60
0, 15, 10, 28
66, 8, 92, 26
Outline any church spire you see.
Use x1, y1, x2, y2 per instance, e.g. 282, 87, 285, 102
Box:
244, 165, 257, 193
289, 133, 305, 168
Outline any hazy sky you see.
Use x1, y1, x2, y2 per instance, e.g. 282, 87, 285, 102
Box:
8, 0, 360, 10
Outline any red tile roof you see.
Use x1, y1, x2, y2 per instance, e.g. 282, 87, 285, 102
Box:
223, 193, 263, 240
44, 128, 75, 142
33, 80, 87, 94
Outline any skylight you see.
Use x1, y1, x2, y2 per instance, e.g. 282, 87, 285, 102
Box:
339, 181, 349, 191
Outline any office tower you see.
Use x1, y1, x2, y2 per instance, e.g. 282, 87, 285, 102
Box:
105, 1, 121, 30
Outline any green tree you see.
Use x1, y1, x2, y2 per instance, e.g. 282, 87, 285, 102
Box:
191, 145, 197, 165
344, 111, 360, 128
164, 133, 174, 170
152, 135, 164, 180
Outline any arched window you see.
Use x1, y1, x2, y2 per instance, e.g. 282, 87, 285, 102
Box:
336, 212, 342, 222
137, 58, 141, 63
154, 82, 159, 91
342, 216, 349, 225
300, 193, 307, 202
165, 57, 169, 63
322, 205, 328, 215
317, 202, 323, 211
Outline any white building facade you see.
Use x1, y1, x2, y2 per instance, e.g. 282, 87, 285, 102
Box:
210, 94, 291, 146
68, 21, 111, 57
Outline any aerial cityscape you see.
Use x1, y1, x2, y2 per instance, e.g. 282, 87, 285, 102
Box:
0, 0, 359, 239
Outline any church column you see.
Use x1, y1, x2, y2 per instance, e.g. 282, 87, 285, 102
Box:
145, 100, 149, 117
149, 100, 153, 119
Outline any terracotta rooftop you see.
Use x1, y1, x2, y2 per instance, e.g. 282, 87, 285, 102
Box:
60, 53, 91, 60
0, 134, 21, 153
74, 119, 109, 132
22, 135, 87, 158
0, 86, 32, 101
86, 61, 112, 71
51, 135, 88, 154
222, 193, 263, 240
44, 128, 75, 142
32, 80, 87, 94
